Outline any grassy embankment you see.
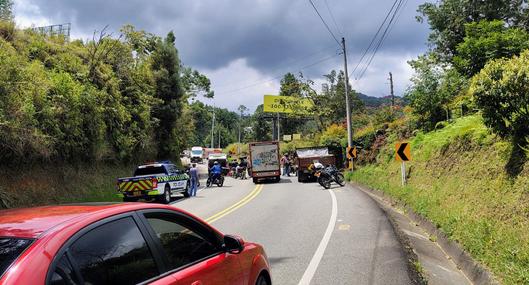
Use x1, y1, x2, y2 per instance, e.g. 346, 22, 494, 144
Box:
0, 164, 135, 208
347, 115, 529, 284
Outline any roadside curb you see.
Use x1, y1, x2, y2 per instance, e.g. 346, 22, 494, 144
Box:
350, 181, 499, 285
373, 192, 427, 285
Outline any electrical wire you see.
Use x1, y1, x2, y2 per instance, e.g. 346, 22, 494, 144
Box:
308, 0, 341, 46
323, 0, 343, 37
214, 43, 337, 91
350, 0, 400, 79
357, 0, 405, 80
214, 53, 340, 96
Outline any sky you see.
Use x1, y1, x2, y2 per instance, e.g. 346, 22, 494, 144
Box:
13, 0, 430, 112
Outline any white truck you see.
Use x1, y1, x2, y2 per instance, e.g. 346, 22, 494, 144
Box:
190, 146, 204, 163
117, 162, 190, 204
249, 141, 281, 183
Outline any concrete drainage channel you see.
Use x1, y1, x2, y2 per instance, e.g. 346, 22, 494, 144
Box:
349, 182, 499, 285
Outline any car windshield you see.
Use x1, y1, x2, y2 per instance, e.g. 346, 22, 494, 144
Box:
134, 166, 166, 176
191, 150, 202, 155
0, 238, 33, 277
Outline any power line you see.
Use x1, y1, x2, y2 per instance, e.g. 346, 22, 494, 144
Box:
308, 0, 341, 46
357, 0, 405, 80
350, 0, 400, 79
214, 43, 337, 91
323, 0, 343, 37
215, 53, 340, 96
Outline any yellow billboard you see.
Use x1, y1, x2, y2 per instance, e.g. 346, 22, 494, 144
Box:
263, 95, 314, 114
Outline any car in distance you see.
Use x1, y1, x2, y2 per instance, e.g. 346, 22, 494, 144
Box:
0, 203, 271, 285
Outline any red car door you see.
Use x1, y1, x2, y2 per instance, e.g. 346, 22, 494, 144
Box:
172, 252, 243, 285
139, 210, 244, 285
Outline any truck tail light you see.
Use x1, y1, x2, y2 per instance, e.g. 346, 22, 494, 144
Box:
152, 178, 158, 189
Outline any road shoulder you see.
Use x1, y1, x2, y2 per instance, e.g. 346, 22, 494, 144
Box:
350, 182, 499, 285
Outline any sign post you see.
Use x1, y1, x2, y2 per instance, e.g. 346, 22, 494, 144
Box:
395, 142, 411, 186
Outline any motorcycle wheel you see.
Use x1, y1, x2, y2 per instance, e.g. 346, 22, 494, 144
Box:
206, 178, 212, 187
335, 173, 345, 186
317, 176, 325, 187
218, 176, 224, 187
321, 176, 331, 189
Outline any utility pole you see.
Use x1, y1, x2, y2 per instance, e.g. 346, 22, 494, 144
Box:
342, 37, 353, 170
210, 111, 215, 148
218, 127, 221, 148
389, 72, 394, 107
277, 113, 281, 142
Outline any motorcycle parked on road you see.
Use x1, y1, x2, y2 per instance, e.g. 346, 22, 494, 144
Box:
315, 165, 345, 189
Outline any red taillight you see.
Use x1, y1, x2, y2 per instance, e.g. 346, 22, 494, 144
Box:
152, 178, 158, 189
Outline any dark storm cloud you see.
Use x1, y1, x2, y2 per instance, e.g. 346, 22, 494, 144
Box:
21, 0, 429, 76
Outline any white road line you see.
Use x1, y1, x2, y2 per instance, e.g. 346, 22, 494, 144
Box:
298, 189, 338, 285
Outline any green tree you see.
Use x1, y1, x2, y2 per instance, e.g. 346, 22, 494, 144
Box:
251, 104, 272, 141
417, 0, 528, 63
151, 31, 185, 159
405, 54, 467, 130
471, 50, 529, 139
0, 0, 13, 21
454, 20, 529, 77
316, 70, 363, 125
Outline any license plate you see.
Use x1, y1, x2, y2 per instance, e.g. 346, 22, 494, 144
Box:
132, 191, 141, 197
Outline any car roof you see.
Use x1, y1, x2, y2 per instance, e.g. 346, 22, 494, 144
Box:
0, 203, 177, 239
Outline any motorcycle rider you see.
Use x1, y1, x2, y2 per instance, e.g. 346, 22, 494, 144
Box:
236, 157, 248, 179
209, 161, 223, 183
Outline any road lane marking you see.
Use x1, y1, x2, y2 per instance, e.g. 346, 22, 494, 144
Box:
298, 189, 338, 285
204, 184, 263, 224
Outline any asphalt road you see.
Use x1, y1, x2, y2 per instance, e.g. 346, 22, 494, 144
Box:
171, 175, 411, 285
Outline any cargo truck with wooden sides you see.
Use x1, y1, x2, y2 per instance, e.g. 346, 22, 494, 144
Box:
295, 147, 336, 182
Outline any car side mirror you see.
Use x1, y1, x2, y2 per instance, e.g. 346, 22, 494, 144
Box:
223, 235, 244, 254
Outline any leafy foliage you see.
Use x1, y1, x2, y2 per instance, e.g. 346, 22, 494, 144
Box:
471, 50, 529, 139
0, 23, 216, 164
405, 54, 467, 130
417, 0, 529, 62
454, 20, 529, 77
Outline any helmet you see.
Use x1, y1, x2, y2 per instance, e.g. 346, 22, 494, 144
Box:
314, 162, 324, 170
214, 161, 219, 165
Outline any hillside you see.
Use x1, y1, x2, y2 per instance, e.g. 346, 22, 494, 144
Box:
356, 93, 407, 108
348, 115, 529, 284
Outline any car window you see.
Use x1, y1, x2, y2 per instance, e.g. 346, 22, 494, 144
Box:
0, 238, 33, 277
68, 217, 158, 285
144, 213, 220, 270
49, 254, 80, 285
134, 166, 167, 176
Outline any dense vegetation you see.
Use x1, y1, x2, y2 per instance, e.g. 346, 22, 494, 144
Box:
343, 0, 529, 283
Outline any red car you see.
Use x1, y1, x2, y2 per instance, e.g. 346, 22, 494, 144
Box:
0, 203, 271, 285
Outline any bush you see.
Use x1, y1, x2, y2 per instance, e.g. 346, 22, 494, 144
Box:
471, 50, 529, 140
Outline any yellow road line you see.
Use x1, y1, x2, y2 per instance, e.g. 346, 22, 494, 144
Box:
205, 184, 263, 224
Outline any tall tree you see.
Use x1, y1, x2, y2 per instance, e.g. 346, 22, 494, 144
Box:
0, 0, 13, 21
417, 0, 529, 63
453, 20, 529, 77
151, 31, 185, 159
316, 70, 363, 126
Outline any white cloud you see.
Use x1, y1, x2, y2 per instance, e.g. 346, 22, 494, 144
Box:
202, 58, 281, 112
13, 0, 51, 28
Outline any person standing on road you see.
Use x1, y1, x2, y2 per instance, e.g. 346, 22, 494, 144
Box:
189, 163, 199, 197
281, 154, 290, 176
